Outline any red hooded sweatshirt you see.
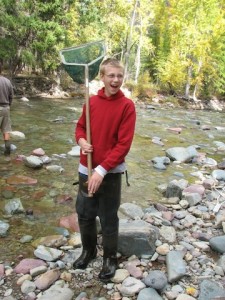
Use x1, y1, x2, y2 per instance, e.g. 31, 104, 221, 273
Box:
75, 88, 136, 173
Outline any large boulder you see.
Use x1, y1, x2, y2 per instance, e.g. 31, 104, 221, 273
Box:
118, 219, 159, 257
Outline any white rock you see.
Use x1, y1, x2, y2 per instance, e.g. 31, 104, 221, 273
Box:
34, 245, 63, 262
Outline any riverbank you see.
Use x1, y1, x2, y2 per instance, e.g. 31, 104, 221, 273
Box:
11, 74, 225, 112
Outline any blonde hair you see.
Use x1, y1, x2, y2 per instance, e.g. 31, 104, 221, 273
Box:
99, 58, 124, 75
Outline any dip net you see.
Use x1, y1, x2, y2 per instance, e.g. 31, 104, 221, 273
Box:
59, 40, 106, 196
59, 40, 105, 84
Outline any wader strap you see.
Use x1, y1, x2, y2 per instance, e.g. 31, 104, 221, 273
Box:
125, 170, 130, 187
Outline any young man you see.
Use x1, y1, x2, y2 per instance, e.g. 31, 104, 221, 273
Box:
74, 58, 136, 281
0, 61, 13, 155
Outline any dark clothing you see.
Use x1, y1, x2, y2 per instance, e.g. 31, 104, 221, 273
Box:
76, 172, 121, 236
0, 76, 13, 107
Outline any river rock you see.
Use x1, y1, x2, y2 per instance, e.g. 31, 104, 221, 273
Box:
212, 169, 225, 181
125, 261, 143, 279
6, 175, 38, 185
165, 146, 198, 162
19, 235, 33, 243
214, 141, 225, 151
34, 245, 63, 261
30, 265, 48, 277
201, 157, 218, 167
176, 295, 196, 300
4, 198, 25, 215
143, 270, 167, 291
0, 264, 4, 278
218, 160, 225, 169
152, 137, 164, 146
137, 287, 163, 300
159, 225, 176, 243
119, 276, 146, 296
151, 156, 170, 169
119, 203, 144, 219
183, 184, 205, 196
21, 279, 36, 294
118, 219, 159, 257
34, 269, 60, 290
59, 213, 79, 232
166, 179, 189, 199
111, 269, 130, 283
0, 220, 10, 237
10, 130, 26, 140
166, 250, 187, 282
198, 279, 225, 300
37, 284, 74, 300
20, 96, 29, 102
32, 148, 45, 156
39, 155, 52, 164
67, 146, 80, 156
209, 235, 225, 253
46, 165, 64, 173
32, 235, 67, 248
182, 192, 202, 206
14, 258, 47, 274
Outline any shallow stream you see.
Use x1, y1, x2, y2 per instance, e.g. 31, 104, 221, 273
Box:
0, 97, 224, 261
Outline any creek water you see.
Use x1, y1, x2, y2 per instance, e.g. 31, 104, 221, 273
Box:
0, 97, 224, 261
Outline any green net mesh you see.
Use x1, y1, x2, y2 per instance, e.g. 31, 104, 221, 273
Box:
59, 40, 105, 84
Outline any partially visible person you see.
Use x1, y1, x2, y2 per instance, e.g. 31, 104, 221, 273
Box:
0, 61, 13, 155
73, 58, 136, 282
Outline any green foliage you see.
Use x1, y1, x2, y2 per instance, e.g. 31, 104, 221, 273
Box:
0, 0, 224, 98
130, 71, 158, 100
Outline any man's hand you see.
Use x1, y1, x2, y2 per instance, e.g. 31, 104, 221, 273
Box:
78, 138, 93, 155
88, 171, 104, 194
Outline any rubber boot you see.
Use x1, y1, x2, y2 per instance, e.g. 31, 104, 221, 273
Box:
98, 232, 118, 282
4, 140, 11, 156
73, 218, 97, 269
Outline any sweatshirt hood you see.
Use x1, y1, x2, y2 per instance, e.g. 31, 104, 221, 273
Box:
97, 87, 124, 101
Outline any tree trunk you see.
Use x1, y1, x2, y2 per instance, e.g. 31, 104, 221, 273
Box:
123, 0, 138, 82
185, 65, 192, 99
134, 16, 143, 83
192, 60, 202, 102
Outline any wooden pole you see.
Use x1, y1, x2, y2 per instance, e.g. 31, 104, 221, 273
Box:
85, 65, 93, 197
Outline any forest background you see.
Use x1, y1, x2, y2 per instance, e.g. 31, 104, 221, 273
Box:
0, 0, 224, 101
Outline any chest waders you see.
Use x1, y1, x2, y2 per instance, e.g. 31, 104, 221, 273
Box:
73, 173, 121, 281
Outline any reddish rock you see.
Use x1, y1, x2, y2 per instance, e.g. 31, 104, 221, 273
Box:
32, 148, 45, 156
0, 264, 4, 278
59, 213, 79, 232
183, 184, 205, 196
167, 127, 182, 134
32, 190, 46, 201
126, 263, 143, 279
34, 269, 60, 290
14, 258, 46, 274
162, 211, 174, 222
56, 194, 73, 204
154, 203, 168, 212
203, 178, 216, 190
192, 232, 212, 241
6, 175, 38, 185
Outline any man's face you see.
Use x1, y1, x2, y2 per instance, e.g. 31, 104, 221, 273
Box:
101, 65, 124, 97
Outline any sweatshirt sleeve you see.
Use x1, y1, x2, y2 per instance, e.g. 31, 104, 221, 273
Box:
100, 102, 136, 171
